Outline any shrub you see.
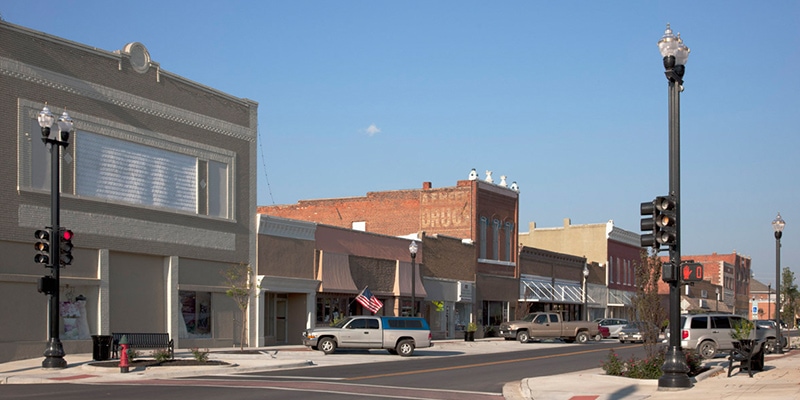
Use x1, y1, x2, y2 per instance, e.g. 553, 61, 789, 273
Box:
127, 348, 141, 361
190, 347, 210, 363
601, 348, 704, 379
600, 350, 625, 376
152, 348, 171, 363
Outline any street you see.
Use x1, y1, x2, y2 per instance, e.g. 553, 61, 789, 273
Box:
0, 340, 646, 399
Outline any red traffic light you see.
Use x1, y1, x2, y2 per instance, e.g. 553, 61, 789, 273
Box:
61, 229, 73, 241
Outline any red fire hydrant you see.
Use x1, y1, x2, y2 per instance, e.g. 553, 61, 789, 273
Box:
119, 335, 129, 373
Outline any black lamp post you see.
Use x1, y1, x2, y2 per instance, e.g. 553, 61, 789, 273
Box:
37, 105, 73, 369
773, 212, 785, 354
582, 264, 590, 321
657, 24, 692, 390
409, 241, 418, 316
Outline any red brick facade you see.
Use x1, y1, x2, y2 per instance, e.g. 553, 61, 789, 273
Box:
258, 179, 519, 264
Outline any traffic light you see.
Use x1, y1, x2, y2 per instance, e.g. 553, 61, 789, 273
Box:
34, 229, 51, 265
639, 195, 677, 248
37, 276, 57, 295
59, 228, 73, 266
681, 262, 704, 282
653, 195, 677, 246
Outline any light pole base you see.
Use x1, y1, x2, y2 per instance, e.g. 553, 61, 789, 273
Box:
42, 338, 67, 369
658, 346, 692, 390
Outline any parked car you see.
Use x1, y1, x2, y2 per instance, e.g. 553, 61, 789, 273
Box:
594, 318, 628, 338
667, 313, 780, 359
618, 321, 659, 344
598, 325, 611, 339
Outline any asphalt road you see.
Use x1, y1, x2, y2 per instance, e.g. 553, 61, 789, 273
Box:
0, 341, 647, 399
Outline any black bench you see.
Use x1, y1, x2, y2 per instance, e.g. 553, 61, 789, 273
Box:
727, 339, 765, 377
111, 333, 174, 359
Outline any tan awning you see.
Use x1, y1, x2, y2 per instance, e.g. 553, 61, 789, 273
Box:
393, 261, 428, 298
317, 251, 358, 293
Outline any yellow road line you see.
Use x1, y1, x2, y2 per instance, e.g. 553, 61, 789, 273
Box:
346, 344, 638, 381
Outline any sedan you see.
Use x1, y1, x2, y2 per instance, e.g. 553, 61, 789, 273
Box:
595, 318, 628, 338
618, 321, 659, 344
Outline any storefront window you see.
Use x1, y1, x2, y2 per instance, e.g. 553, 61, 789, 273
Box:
179, 291, 211, 338
316, 295, 351, 324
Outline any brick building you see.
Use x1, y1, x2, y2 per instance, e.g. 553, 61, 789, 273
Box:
0, 21, 258, 362
518, 219, 641, 319
658, 252, 749, 316
259, 169, 520, 335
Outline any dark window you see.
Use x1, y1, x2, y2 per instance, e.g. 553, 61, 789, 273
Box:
549, 314, 559, 323
690, 316, 708, 329
348, 319, 366, 329
366, 319, 379, 329
712, 316, 732, 329
386, 318, 423, 329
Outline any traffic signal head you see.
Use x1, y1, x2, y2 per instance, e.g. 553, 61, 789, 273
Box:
653, 196, 677, 246
639, 195, 677, 249
681, 262, 704, 282
34, 229, 51, 265
59, 229, 74, 266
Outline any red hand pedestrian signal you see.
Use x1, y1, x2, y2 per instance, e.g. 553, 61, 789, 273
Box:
682, 263, 703, 282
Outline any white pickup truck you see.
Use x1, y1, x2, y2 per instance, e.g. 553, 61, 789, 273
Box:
302, 316, 432, 356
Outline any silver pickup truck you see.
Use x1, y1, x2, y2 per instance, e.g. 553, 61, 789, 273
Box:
302, 316, 432, 356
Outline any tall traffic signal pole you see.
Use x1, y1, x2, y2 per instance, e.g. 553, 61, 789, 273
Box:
658, 24, 691, 390
37, 105, 73, 369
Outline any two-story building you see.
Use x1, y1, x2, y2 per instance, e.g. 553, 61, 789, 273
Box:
0, 21, 258, 362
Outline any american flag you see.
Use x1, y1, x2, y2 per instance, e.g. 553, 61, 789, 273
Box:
356, 287, 383, 314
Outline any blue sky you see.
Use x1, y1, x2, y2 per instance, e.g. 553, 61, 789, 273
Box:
3, 1, 799, 286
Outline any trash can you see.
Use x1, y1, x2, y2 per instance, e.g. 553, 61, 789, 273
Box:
91, 335, 113, 361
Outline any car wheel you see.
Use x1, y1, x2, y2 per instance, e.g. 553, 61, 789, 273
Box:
517, 331, 531, 343
319, 337, 336, 355
396, 339, 415, 357
576, 331, 590, 344
697, 340, 717, 359
764, 338, 776, 354
594, 334, 602, 342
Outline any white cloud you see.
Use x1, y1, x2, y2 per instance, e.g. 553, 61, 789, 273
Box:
365, 124, 381, 136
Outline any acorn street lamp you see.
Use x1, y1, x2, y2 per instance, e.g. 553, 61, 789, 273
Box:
657, 24, 692, 390
37, 105, 74, 369
409, 241, 418, 316
773, 212, 785, 354
582, 264, 590, 321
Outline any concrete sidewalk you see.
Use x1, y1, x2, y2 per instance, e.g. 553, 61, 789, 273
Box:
505, 350, 800, 400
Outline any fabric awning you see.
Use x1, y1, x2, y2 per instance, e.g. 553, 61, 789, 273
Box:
393, 261, 428, 298
317, 251, 358, 293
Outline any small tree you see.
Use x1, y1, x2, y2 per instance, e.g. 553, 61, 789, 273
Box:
631, 249, 667, 357
222, 263, 252, 351
780, 267, 798, 329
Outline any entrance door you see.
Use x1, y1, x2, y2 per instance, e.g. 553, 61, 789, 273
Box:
276, 298, 287, 343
